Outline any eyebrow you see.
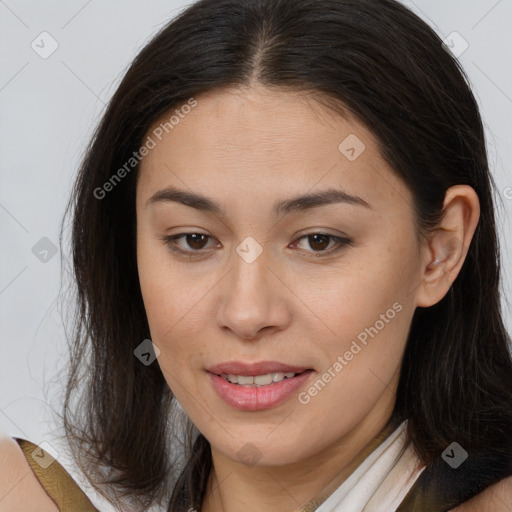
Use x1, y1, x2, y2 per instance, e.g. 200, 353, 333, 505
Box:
145, 185, 372, 217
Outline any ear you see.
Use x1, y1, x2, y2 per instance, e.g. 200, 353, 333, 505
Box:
415, 185, 480, 308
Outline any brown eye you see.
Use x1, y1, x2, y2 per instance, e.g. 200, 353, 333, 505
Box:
294, 233, 352, 255
161, 233, 217, 255
306, 234, 331, 251
183, 233, 210, 250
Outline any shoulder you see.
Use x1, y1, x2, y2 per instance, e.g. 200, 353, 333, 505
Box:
0, 434, 59, 512
451, 475, 512, 511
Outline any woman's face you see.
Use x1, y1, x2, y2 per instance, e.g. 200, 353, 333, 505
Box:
136, 85, 428, 467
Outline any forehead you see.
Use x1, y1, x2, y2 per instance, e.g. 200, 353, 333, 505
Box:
136, 85, 412, 217
143, 85, 363, 161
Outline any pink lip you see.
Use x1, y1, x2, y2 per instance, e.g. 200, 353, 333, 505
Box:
206, 360, 312, 376
208, 369, 314, 411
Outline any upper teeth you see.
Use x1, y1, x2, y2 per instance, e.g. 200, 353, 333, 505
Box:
221, 372, 297, 386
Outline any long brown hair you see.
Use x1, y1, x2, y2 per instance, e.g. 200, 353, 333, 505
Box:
60, 0, 512, 510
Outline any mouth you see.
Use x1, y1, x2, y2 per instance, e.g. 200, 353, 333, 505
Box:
217, 370, 308, 387
206, 362, 315, 411
206, 360, 313, 377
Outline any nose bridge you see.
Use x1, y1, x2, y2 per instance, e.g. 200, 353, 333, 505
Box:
229, 236, 271, 302
216, 236, 285, 337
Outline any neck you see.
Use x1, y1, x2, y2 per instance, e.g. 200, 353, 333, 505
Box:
200, 406, 399, 512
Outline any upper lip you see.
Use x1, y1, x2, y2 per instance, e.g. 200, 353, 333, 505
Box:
207, 361, 312, 376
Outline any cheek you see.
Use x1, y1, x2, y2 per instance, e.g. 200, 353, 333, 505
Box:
294, 249, 413, 341
136, 233, 218, 374
137, 267, 207, 399
293, 267, 412, 444
292, 239, 418, 388
137, 234, 187, 350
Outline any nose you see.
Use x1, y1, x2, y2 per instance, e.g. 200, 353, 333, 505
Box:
215, 246, 291, 341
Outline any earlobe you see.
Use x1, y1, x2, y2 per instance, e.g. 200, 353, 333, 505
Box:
416, 185, 480, 308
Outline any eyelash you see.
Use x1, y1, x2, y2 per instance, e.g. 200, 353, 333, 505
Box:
160, 232, 352, 258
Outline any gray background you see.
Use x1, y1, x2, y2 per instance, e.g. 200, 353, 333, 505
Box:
1, 0, 511, 444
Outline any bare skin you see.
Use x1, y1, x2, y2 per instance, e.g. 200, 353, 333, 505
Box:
452, 478, 512, 511
0, 434, 58, 512
135, 84, 483, 512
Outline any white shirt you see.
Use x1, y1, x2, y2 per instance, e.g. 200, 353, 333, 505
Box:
314, 420, 425, 512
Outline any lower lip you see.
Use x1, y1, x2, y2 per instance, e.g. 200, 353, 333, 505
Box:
208, 370, 314, 411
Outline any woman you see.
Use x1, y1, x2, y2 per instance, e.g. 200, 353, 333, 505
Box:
1, 0, 512, 510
